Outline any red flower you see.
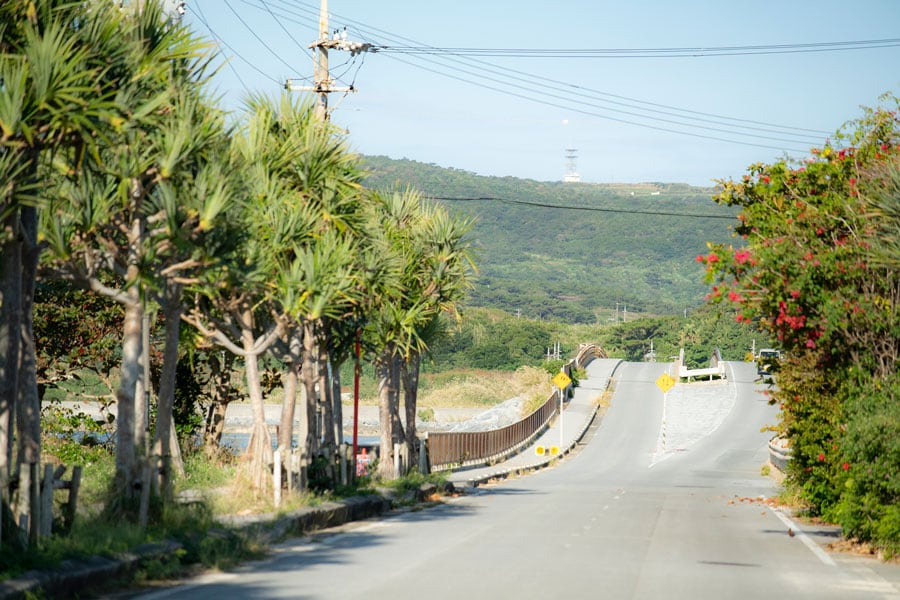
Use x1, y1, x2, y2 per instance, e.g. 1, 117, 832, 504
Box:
817, 453, 825, 462
842, 462, 850, 471
734, 249, 752, 265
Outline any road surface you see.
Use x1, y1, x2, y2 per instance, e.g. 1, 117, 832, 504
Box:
134, 361, 900, 599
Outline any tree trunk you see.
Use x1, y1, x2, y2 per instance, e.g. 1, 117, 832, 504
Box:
0, 217, 22, 496
401, 352, 421, 473
301, 320, 319, 468
331, 360, 344, 447
15, 204, 41, 537
391, 353, 405, 446
278, 329, 301, 458
375, 346, 398, 480
203, 352, 235, 453
154, 298, 183, 500
319, 339, 334, 452
242, 315, 272, 493
115, 289, 143, 503
134, 310, 153, 459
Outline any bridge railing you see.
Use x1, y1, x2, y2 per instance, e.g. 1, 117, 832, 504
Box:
426, 343, 607, 471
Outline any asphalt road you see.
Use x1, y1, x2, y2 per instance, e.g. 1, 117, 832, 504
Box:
133, 361, 900, 600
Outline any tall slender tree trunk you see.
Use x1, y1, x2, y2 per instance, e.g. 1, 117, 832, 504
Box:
391, 353, 405, 446
203, 352, 236, 455
134, 311, 152, 459
241, 309, 273, 492
16, 204, 41, 539
0, 220, 22, 519
402, 352, 421, 473
154, 298, 183, 500
116, 288, 143, 503
319, 339, 334, 451
301, 320, 319, 469
331, 360, 343, 448
375, 345, 399, 480
278, 328, 301, 459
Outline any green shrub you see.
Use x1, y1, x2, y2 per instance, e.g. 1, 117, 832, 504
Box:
834, 376, 900, 555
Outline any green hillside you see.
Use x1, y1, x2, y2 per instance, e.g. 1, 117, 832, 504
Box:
362, 156, 739, 323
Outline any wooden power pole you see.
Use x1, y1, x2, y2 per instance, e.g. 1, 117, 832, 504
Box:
285, 0, 375, 120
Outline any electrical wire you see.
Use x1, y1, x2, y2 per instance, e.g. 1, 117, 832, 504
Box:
232, 0, 367, 90
193, 1, 283, 88
221, 0, 883, 150
430, 195, 738, 220
382, 38, 900, 58
222, 0, 299, 76
269, 0, 831, 144
259, 0, 315, 63
192, 2, 254, 94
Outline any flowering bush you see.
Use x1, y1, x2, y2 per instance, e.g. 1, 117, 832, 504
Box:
700, 97, 900, 548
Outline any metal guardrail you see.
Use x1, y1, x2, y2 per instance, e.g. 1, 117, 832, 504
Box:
768, 436, 791, 472
426, 344, 607, 471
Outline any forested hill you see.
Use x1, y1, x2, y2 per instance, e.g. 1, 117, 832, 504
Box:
361, 155, 739, 323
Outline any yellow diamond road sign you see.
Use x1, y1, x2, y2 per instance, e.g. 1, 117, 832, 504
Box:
552, 371, 572, 390
656, 372, 675, 393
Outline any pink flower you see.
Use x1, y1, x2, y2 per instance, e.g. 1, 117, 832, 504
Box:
734, 249, 752, 265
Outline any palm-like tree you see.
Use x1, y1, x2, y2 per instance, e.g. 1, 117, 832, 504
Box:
0, 0, 141, 538
39, 1, 222, 512
363, 188, 476, 478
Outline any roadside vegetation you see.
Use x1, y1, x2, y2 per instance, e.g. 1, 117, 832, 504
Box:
4, 0, 897, 590
701, 97, 900, 558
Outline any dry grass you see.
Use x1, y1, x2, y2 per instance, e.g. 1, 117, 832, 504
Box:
206, 462, 321, 516
418, 371, 519, 408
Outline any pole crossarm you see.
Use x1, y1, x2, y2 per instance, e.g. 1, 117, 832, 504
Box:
309, 39, 379, 56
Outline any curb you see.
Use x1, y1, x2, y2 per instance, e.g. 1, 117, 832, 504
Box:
0, 540, 182, 600
0, 495, 392, 600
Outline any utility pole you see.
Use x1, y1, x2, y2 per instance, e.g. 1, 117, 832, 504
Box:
285, 0, 376, 121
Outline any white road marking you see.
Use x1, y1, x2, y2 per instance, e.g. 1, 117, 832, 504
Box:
772, 507, 836, 567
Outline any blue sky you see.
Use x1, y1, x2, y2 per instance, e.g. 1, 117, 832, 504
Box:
184, 0, 900, 186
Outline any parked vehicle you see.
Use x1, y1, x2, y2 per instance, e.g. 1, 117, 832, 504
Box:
756, 349, 781, 376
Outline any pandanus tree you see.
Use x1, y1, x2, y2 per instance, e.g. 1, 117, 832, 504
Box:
0, 0, 146, 535
365, 188, 476, 479
184, 92, 366, 491
38, 2, 222, 512
400, 202, 476, 468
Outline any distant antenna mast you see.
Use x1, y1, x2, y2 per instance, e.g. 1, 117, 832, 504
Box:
285, 0, 376, 120
563, 147, 581, 183
561, 119, 581, 182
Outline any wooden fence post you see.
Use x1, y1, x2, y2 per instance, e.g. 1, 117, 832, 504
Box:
63, 466, 82, 532
273, 450, 282, 508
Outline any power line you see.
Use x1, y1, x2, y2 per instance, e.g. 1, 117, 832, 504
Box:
219, 0, 874, 150
222, 0, 298, 75
193, 1, 282, 89
430, 195, 738, 220
269, 0, 832, 145
193, 2, 254, 94
380, 38, 900, 58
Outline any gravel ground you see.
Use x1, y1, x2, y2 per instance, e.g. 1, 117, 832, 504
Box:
52, 398, 522, 436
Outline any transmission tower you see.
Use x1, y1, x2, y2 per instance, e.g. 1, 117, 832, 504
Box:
563, 147, 581, 183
